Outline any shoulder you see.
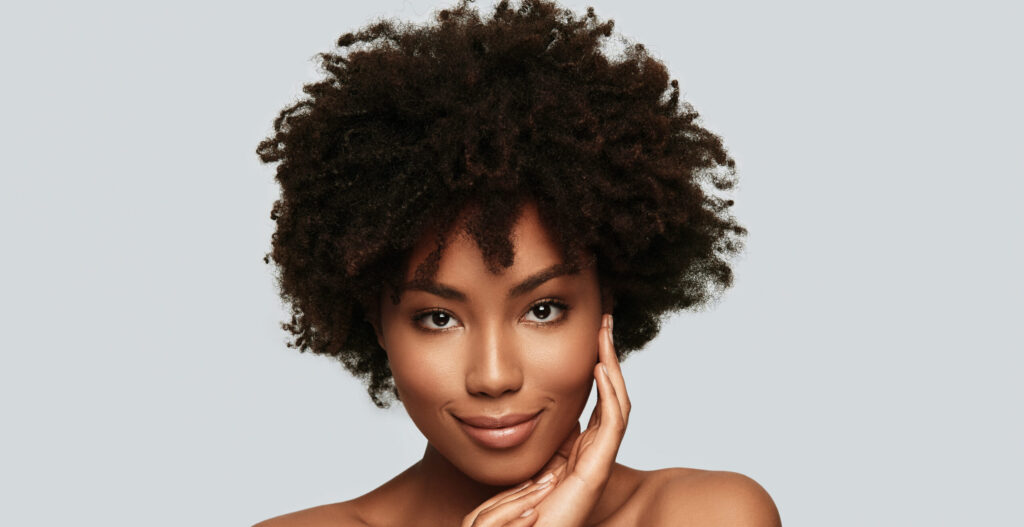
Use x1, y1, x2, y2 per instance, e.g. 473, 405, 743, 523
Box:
641, 468, 781, 527
253, 464, 419, 527
252, 501, 368, 527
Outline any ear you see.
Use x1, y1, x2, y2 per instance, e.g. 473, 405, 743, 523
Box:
365, 318, 384, 350
362, 299, 387, 351
372, 321, 386, 351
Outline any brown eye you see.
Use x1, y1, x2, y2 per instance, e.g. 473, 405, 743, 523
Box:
415, 310, 460, 331
431, 312, 452, 327
523, 300, 568, 323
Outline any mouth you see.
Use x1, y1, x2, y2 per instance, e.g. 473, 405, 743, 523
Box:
454, 410, 543, 450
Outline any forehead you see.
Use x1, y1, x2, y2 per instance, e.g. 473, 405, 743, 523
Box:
404, 202, 565, 283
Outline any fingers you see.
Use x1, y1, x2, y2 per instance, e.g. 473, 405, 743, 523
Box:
598, 314, 630, 426
594, 361, 624, 435
466, 477, 556, 527
551, 360, 620, 486
480, 472, 557, 512
502, 511, 540, 527
553, 461, 567, 480
561, 317, 626, 475
536, 456, 566, 483
566, 422, 584, 474
472, 480, 534, 512
518, 316, 627, 511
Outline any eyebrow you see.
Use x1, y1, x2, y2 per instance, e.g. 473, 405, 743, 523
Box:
401, 262, 580, 302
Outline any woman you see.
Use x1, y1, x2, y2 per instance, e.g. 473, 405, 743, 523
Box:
254, 1, 780, 525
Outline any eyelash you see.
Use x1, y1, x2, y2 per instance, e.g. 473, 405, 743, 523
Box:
412, 298, 571, 332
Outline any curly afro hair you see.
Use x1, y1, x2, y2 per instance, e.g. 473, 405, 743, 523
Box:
256, 0, 745, 408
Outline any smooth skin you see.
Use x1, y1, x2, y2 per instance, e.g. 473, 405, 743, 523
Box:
463, 314, 626, 527
254, 202, 781, 527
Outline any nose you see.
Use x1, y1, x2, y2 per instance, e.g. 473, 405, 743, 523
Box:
464, 321, 524, 398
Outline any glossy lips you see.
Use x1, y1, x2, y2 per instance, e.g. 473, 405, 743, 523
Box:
455, 411, 542, 449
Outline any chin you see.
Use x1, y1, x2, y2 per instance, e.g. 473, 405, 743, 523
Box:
457, 452, 547, 487
446, 412, 579, 486
434, 430, 556, 487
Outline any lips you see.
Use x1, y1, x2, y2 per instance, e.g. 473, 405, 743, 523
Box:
455, 411, 542, 449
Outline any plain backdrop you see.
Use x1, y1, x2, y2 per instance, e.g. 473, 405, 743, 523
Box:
1, 0, 1020, 525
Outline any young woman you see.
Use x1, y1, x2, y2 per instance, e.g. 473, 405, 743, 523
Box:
254, 1, 779, 525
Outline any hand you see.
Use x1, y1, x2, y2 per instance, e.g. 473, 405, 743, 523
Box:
532, 314, 631, 526
463, 314, 630, 527
461, 473, 560, 527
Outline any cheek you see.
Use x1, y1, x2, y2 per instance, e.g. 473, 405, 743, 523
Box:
524, 329, 597, 398
386, 339, 456, 405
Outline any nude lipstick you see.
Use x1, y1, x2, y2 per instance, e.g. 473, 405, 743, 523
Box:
455, 411, 542, 449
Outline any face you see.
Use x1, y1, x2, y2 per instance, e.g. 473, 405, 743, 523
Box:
375, 202, 604, 486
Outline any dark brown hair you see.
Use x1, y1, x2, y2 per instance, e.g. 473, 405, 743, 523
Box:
257, 0, 745, 407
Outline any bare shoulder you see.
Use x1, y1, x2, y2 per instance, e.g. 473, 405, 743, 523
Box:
253, 464, 419, 527
252, 500, 367, 527
640, 468, 781, 527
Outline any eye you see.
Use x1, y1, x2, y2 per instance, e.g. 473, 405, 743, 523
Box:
522, 299, 569, 324
414, 310, 461, 331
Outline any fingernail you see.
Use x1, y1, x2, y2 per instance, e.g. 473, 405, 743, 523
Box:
537, 472, 554, 484
521, 508, 535, 518
601, 364, 609, 376
608, 315, 613, 331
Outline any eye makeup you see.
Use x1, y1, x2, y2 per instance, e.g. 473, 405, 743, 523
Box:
410, 298, 572, 333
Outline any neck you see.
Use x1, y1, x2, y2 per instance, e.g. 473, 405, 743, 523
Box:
407, 443, 513, 525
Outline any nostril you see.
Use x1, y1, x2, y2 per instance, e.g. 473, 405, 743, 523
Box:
467, 378, 522, 398
464, 329, 524, 397
465, 361, 524, 398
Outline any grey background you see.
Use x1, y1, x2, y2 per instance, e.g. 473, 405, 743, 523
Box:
1, 0, 1020, 525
